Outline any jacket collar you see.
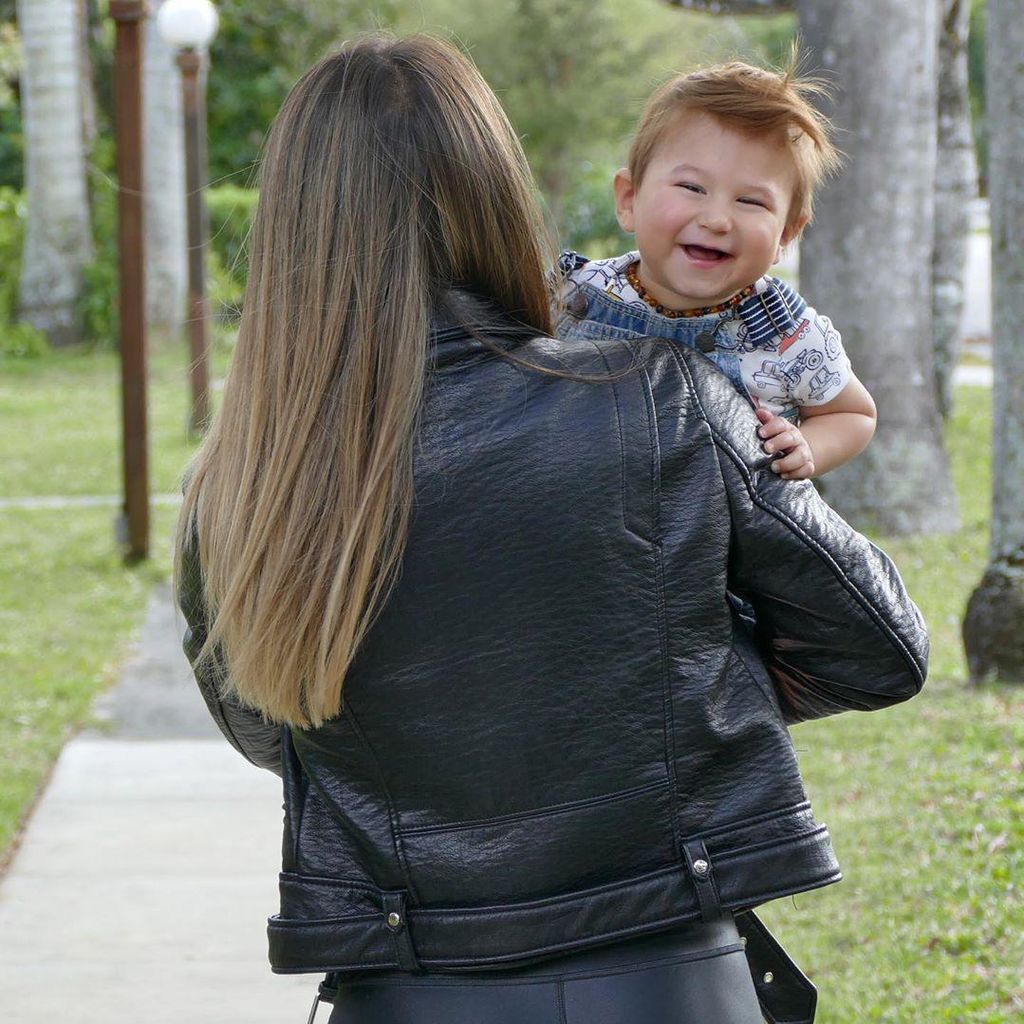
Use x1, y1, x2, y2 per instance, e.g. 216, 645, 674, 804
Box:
429, 290, 539, 369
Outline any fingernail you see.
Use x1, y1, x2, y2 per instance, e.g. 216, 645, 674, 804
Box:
764, 443, 774, 453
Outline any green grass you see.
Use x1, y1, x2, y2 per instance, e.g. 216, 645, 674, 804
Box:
0, 506, 176, 859
0, 338, 231, 860
760, 387, 1024, 1020
0, 351, 1019, 1018
0, 340, 231, 497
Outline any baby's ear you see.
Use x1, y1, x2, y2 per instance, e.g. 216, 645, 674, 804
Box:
613, 168, 636, 233
780, 215, 809, 250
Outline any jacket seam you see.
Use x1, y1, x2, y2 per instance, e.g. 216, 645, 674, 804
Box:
590, 339, 654, 546
715, 824, 830, 860
689, 799, 812, 839
341, 702, 421, 903
638, 357, 683, 859
400, 777, 669, 836
575, 338, 681, 857
278, 872, 382, 895
637, 364, 663, 542
667, 346, 926, 687
282, 732, 307, 870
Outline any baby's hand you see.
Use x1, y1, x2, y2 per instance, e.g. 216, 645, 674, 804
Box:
754, 407, 814, 479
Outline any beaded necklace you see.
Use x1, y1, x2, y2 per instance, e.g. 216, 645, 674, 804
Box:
624, 261, 755, 319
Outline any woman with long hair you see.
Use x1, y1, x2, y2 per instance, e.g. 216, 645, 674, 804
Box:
176, 34, 926, 1023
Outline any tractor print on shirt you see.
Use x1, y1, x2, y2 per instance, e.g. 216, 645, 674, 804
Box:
751, 346, 844, 403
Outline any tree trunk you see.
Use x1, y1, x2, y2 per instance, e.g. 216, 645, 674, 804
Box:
796, 0, 959, 535
16, 0, 92, 347
663, 0, 792, 10
962, 0, 1024, 685
932, 0, 977, 420
143, 0, 186, 342
78, 0, 97, 151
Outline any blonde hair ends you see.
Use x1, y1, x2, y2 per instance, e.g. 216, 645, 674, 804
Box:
175, 35, 553, 727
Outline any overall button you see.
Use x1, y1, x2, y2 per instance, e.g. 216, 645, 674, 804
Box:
695, 332, 716, 353
568, 291, 589, 317
386, 911, 402, 929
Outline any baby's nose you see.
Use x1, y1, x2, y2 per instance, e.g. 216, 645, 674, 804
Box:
698, 205, 731, 231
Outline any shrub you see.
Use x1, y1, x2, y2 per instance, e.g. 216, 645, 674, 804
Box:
0, 186, 47, 357
560, 162, 631, 258
0, 185, 25, 322
205, 185, 256, 333
77, 168, 118, 347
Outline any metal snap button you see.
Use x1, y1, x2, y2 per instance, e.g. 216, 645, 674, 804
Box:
763, 971, 774, 984
568, 292, 589, 317
692, 858, 710, 878
695, 332, 716, 353
386, 911, 401, 929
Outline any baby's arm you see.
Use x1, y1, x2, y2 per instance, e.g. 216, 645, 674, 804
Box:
798, 373, 876, 475
757, 373, 876, 479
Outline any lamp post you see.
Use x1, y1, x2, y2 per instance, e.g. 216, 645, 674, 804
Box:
110, 0, 148, 562
157, 0, 219, 435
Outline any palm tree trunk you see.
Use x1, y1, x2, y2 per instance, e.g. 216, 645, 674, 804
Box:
932, 0, 978, 420
16, 0, 92, 347
143, 0, 187, 343
796, 0, 959, 535
962, 0, 1024, 685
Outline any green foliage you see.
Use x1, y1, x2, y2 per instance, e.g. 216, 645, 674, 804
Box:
968, 0, 987, 194
454, 0, 641, 212
0, 104, 22, 191
206, 1, 403, 188
1, 321, 49, 358
0, 185, 45, 355
0, 184, 24, 319
561, 161, 632, 257
76, 169, 119, 348
0, 20, 23, 189
206, 184, 257, 315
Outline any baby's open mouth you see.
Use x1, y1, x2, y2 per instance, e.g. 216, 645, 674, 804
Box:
683, 244, 731, 262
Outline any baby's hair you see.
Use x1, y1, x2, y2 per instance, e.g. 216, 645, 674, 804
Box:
628, 45, 842, 237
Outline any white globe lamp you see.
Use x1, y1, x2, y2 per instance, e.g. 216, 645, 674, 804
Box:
156, 0, 219, 51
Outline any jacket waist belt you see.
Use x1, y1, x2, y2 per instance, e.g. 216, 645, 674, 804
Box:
267, 827, 839, 974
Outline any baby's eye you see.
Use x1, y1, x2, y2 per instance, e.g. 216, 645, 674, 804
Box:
738, 197, 768, 208
678, 182, 705, 194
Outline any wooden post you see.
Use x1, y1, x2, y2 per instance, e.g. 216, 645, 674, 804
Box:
110, 0, 149, 561
178, 48, 211, 434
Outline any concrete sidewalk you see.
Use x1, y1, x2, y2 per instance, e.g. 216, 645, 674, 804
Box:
0, 586, 316, 1023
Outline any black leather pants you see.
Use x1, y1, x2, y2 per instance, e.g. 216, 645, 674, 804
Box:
324, 916, 763, 1024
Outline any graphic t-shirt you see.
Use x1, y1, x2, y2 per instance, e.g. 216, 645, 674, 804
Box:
559, 250, 851, 420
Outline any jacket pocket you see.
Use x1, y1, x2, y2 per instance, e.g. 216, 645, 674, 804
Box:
398, 778, 675, 904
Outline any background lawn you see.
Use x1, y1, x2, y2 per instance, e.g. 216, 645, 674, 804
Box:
1, 344, 1020, 1019
0, 341, 229, 863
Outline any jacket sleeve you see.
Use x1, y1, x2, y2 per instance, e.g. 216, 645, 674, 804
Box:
178, 518, 284, 775
681, 351, 928, 724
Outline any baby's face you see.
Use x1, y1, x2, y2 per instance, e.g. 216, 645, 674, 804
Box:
615, 113, 802, 311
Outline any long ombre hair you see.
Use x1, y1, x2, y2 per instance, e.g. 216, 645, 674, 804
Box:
175, 35, 553, 728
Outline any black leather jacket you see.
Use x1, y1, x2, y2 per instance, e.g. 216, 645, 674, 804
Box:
179, 301, 927, 977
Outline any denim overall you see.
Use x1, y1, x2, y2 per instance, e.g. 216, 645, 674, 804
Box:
556, 257, 810, 422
